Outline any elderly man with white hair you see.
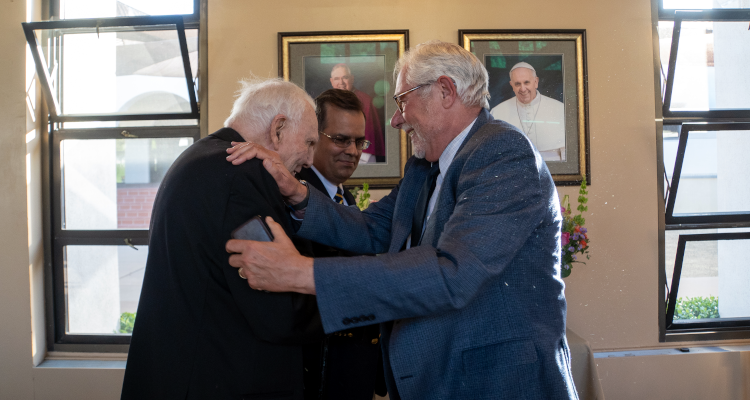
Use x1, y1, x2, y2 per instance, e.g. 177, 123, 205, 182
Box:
121, 78, 323, 400
225, 41, 578, 400
491, 61, 566, 161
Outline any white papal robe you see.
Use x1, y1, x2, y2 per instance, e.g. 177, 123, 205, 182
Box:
490, 91, 566, 161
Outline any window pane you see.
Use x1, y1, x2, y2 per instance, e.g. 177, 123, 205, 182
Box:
666, 231, 750, 322
663, 125, 681, 201
33, 25, 197, 118
663, 125, 681, 181
658, 21, 674, 101
669, 21, 750, 111
60, 137, 193, 229
663, 0, 750, 9
61, 0, 194, 19
65, 245, 148, 334
672, 130, 750, 216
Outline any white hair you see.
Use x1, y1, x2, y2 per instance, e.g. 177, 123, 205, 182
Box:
224, 77, 315, 140
331, 63, 352, 76
394, 40, 490, 109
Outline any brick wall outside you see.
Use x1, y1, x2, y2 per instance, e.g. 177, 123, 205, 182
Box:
117, 183, 160, 229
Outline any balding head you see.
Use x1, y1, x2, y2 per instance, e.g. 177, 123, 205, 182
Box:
330, 64, 354, 91
224, 77, 318, 173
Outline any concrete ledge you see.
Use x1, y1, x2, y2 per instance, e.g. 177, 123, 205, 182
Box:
37, 359, 126, 369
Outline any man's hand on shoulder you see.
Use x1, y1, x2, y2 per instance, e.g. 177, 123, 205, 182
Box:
227, 142, 308, 206
226, 216, 316, 295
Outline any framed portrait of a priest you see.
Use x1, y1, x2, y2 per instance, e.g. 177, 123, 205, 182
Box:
460, 30, 590, 185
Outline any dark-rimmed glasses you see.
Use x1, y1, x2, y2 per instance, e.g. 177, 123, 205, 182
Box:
319, 131, 371, 150
393, 83, 427, 114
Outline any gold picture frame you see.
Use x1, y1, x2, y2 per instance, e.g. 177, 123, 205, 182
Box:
460, 30, 590, 185
279, 30, 410, 188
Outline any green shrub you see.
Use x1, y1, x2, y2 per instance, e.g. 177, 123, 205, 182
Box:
674, 296, 719, 320
116, 312, 136, 334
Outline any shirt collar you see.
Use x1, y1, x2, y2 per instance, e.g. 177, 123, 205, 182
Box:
436, 118, 477, 176
310, 166, 341, 200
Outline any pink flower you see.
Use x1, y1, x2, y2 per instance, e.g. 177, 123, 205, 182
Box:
561, 232, 570, 246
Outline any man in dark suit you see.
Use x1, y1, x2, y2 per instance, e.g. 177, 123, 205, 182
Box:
298, 89, 384, 400
121, 78, 324, 400
226, 41, 578, 400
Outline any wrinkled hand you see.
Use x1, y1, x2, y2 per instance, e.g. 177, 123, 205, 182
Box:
226, 142, 308, 205
226, 216, 316, 294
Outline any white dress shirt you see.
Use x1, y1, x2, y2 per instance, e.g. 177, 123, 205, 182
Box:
310, 166, 349, 206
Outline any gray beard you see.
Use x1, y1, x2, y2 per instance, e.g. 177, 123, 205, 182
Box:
410, 130, 427, 159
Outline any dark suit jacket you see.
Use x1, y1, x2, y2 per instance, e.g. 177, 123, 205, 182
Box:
296, 168, 384, 400
121, 128, 323, 400
296, 109, 578, 399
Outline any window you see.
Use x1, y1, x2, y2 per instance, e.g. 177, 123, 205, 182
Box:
657, 1, 750, 341
24, 2, 203, 351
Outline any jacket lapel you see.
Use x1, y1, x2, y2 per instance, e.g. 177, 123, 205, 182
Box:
389, 158, 432, 252
421, 109, 493, 248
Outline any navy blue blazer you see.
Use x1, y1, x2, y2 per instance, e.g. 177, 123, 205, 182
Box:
296, 109, 578, 399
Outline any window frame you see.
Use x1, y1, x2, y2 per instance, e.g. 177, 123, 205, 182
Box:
656, 0, 750, 341
661, 10, 750, 122
29, 1, 205, 353
664, 123, 750, 226
22, 15, 199, 123
665, 231, 750, 334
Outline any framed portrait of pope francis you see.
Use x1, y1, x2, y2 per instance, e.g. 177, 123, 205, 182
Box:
279, 30, 410, 188
460, 30, 590, 185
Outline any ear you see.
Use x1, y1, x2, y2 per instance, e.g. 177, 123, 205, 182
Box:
436, 75, 458, 109
269, 114, 287, 151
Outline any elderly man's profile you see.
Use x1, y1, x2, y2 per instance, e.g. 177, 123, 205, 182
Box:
120, 78, 323, 400
490, 61, 566, 161
329, 63, 385, 164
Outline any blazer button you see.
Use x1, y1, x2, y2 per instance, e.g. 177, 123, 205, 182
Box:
342, 318, 351, 325
359, 315, 368, 322
371, 338, 379, 345
351, 317, 360, 323
367, 314, 375, 320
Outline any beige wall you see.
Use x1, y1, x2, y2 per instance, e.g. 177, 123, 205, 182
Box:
0, 0, 748, 398
0, 0, 35, 398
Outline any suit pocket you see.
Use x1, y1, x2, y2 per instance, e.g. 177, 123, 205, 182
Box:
241, 390, 294, 400
462, 338, 538, 375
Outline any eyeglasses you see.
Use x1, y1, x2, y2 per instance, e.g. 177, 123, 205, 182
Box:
320, 131, 371, 150
393, 83, 427, 114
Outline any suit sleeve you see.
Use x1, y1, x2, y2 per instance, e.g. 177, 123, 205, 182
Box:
296, 158, 423, 254
222, 170, 323, 344
310, 134, 551, 333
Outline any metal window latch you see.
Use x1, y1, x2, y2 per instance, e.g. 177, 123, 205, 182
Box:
121, 130, 138, 138
124, 238, 138, 250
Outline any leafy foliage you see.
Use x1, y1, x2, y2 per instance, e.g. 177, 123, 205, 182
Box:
674, 296, 720, 320
116, 312, 136, 334
349, 182, 372, 211
561, 178, 590, 278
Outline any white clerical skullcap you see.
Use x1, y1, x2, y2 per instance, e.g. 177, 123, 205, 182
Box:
510, 62, 536, 73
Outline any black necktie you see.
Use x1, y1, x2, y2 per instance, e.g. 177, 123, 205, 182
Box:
411, 162, 440, 247
334, 187, 344, 204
